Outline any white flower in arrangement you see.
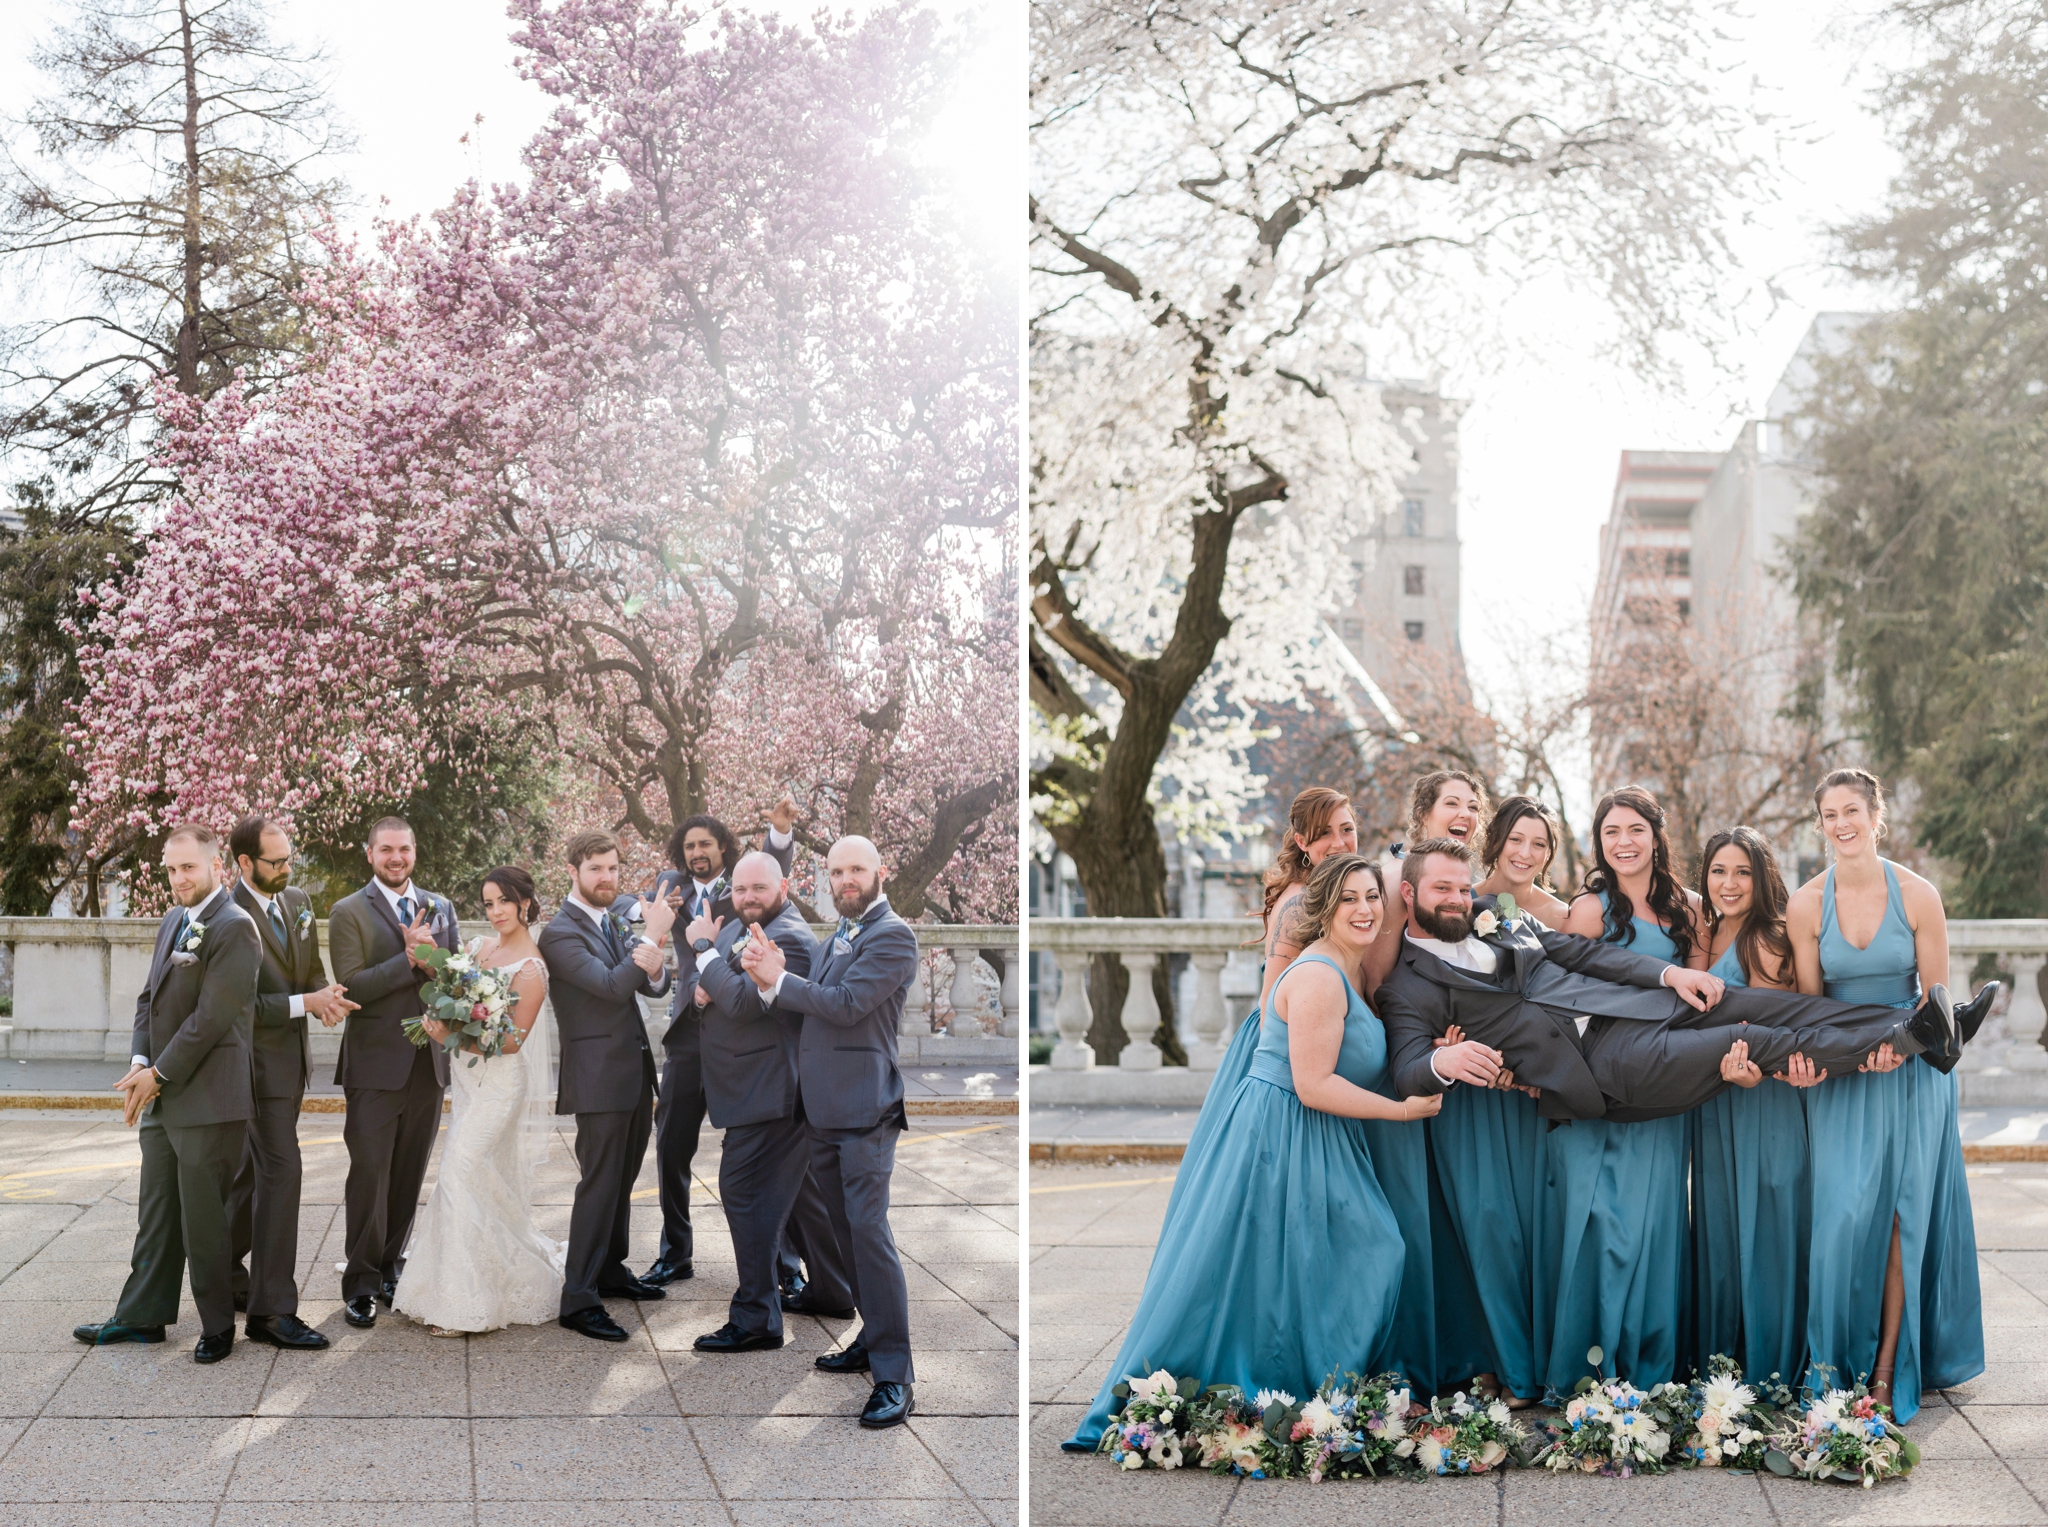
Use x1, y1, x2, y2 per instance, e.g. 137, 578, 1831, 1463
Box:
1127, 1371, 1177, 1406
1487, 1400, 1511, 1426
1478, 1440, 1508, 1470
448, 951, 475, 973
1736, 1427, 1759, 1445
1146, 1436, 1183, 1470
1298, 1397, 1343, 1437
1119, 1450, 1144, 1471
1473, 910, 1499, 937
1701, 1374, 1756, 1420
1393, 1436, 1416, 1458
1415, 1434, 1446, 1473
1252, 1388, 1296, 1411
1723, 1438, 1741, 1456
1449, 1392, 1474, 1418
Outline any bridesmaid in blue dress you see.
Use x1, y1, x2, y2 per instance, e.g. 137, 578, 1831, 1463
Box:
1160, 787, 1359, 1231
1065, 854, 1441, 1451
1786, 769, 1984, 1420
1686, 826, 1821, 1384
1542, 786, 1700, 1394
1434, 795, 1574, 1405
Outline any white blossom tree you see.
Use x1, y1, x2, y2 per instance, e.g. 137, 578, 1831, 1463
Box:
1030, 0, 1760, 1057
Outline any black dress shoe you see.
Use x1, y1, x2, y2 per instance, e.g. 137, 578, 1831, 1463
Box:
1908, 984, 1959, 1072
859, 1381, 913, 1428
785, 1293, 857, 1319
643, 1259, 694, 1286
73, 1320, 166, 1346
193, 1329, 234, 1364
376, 1278, 398, 1308
816, 1341, 871, 1373
693, 1322, 783, 1353
245, 1314, 330, 1350
597, 1277, 665, 1301
559, 1306, 630, 1342
343, 1296, 377, 1328
1956, 982, 2002, 1044
779, 1272, 807, 1303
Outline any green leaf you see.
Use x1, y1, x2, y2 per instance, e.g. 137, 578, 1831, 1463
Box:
1899, 1436, 1921, 1468
1177, 1376, 1200, 1401
1111, 1382, 1129, 1399
1763, 1449, 1794, 1477
1586, 1345, 1605, 1369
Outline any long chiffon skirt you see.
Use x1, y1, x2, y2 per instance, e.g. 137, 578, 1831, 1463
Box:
1688, 1082, 1810, 1384
1430, 1085, 1544, 1397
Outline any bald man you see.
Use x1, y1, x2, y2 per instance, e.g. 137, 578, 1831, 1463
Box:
742, 835, 921, 1429
687, 851, 853, 1353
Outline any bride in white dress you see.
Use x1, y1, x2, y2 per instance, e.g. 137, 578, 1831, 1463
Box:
393, 866, 566, 1333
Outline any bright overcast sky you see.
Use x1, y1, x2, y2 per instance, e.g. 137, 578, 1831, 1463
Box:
0, 0, 1021, 275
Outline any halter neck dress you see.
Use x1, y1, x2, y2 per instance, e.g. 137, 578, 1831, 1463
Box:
1063, 953, 1406, 1451
1532, 891, 1689, 1394
1685, 935, 1811, 1383
1802, 861, 1982, 1421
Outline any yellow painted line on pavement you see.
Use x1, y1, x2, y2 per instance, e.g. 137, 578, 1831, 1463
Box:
0, 1133, 350, 1187
1028, 1174, 1178, 1195
898, 1122, 1007, 1147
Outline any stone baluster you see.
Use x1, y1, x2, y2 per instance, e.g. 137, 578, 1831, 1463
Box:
1049, 948, 1095, 1069
1184, 951, 1229, 1071
1954, 954, 1996, 1073
948, 947, 984, 1036
1118, 951, 1163, 1070
2006, 953, 2048, 1070
900, 950, 932, 1038
996, 951, 1020, 1039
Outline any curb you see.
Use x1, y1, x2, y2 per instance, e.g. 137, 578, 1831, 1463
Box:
1, 1092, 1016, 1118
1030, 1140, 2042, 1165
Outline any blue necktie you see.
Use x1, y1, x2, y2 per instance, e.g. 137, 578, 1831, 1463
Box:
268, 902, 287, 947
174, 911, 190, 948
397, 895, 415, 927
836, 916, 860, 944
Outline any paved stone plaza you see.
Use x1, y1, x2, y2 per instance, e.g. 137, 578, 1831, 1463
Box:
1031, 1159, 2048, 1526
0, 1106, 1019, 1525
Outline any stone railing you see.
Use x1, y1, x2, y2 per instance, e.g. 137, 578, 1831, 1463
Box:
0, 917, 1019, 1065
1033, 917, 2048, 1105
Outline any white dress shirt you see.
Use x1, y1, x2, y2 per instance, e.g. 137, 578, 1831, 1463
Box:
247, 885, 305, 1020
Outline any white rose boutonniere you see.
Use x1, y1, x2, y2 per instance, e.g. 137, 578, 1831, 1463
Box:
169, 917, 207, 966
1472, 909, 1499, 938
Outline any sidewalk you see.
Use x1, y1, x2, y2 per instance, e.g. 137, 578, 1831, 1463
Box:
0, 1107, 1019, 1523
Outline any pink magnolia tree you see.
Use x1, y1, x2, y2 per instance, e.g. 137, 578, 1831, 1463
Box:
70, 0, 1017, 920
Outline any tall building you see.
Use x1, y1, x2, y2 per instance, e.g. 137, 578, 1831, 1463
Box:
1334, 383, 1466, 685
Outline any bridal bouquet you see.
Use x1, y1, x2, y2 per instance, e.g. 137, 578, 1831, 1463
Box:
1408, 1390, 1529, 1476
402, 945, 522, 1066
1673, 1355, 1791, 1471
1535, 1354, 1689, 1477
1773, 1384, 1919, 1488
1097, 1370, 1199, 1470
1192, 1373, 1421, 1481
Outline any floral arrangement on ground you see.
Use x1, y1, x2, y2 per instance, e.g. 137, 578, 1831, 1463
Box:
1095, 1352, 1919, 1489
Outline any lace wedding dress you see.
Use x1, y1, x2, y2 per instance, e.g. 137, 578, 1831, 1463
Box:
393, 942, 566, 1332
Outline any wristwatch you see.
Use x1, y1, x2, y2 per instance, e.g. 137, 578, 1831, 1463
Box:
691, 937, 714, 954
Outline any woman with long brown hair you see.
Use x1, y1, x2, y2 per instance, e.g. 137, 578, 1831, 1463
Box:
1686, 826, 1820, 1383
1473, 794, 1571, 930
1787, 769, 1986, 1417
1361, 769, 1489, 1000
1540, 786, 1703, 1392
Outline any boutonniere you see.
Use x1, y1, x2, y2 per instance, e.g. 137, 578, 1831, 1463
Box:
294, 905, 314, 942
170, 917, 206, 965
1476, 894, 1528, 938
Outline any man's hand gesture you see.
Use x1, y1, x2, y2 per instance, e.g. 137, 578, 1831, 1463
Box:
739, 923, 785, 989
114, 1063, 160, 1128
1661, 966, 1724, 1012
404, 906, 437, 971
769, 794, 797, 836
686, 910, 724, 950
641, 891, 678, 945
304, 984, 358, 1028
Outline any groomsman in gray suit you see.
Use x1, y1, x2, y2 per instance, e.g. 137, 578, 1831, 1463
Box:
225, 815, 354, 1350
75, 824, 261, 1363
688, 849, 853, 1353
327, 817, 458, 1328
741, 835, 921, 1428
539, 829, 677, 1342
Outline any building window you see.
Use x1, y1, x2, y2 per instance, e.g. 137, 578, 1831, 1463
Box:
1666, 549, 1690, 576
1401, 498, 1425, 537
1676, 598, 1691, 622
1403, 565, 1425, 596
1404, 621, 1424, 642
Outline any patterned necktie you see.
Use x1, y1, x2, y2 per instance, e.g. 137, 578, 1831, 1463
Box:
396, 894, 415, 927
174, 910, 190, 949
268, 902, 288, 947
836, 916, 860, 944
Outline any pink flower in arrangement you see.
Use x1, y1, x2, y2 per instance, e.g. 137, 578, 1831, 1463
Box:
471, 1004, 491, 1024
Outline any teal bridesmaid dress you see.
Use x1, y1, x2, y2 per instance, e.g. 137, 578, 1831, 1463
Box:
1064, 954, 1407, 1449
1532, 895, 1689, 1394
1802, 862, 1983, 1421
1150, 978, 1264, 1234
1687, 941, 1811, 1384
1427, 1063, 1541, 1397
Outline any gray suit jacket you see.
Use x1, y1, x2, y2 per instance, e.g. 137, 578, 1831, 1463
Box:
329, 881, 458, 1091
663, 830, 797, 1023
130, 884, 260, 1128
1375, 899, 1682, 1122
694, 902, 815, 1130
540, 899, 672, 1115
233, 881, 326, 1099
778, 898, 920, 1132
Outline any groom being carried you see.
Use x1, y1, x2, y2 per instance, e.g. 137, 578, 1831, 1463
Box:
540, 829, 677, 1341
1377, 839, 1996, 1123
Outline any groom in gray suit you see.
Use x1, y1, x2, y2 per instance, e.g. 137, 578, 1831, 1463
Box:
539, 829, 677, 1341
75, 824, 261, 1363
328, 817, 459, 1327
688, 850, 853, 1353
741, 834, 921, 1429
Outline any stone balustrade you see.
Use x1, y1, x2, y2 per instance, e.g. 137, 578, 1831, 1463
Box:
0, 917, 1020, 1066
1033, 916, 2048, 1107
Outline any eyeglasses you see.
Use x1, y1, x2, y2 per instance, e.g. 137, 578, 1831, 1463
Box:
252, 853, 292, 870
